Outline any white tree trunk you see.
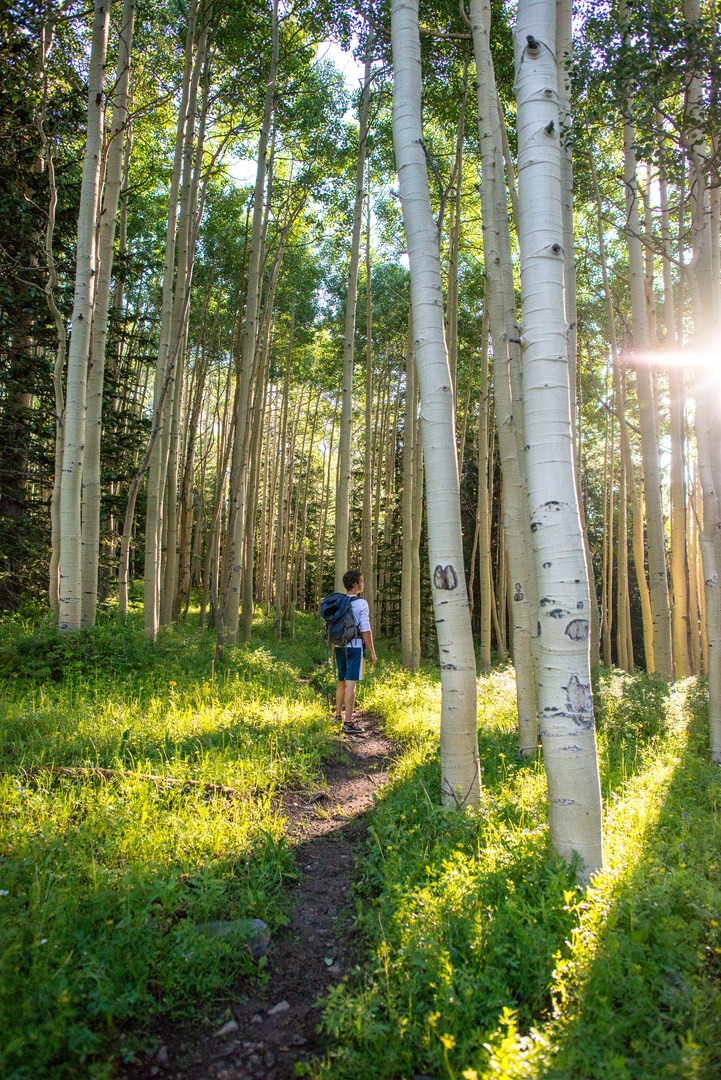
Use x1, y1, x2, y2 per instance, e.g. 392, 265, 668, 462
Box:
392, 0, 480, 806
401, 316, 417, 668
514, 0, 603, 878
218, 0, 278, 648
58, 0, 110, 631
468, 0, 539, 752
82, 0, 135, 627
619, 0, 673, 680
335, 28, 373, 590
143, 0, 201, 637
684, 0, 721, 757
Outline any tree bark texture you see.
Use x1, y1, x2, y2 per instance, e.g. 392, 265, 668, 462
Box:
392, 0, 480, 807
514, 0, 603, 878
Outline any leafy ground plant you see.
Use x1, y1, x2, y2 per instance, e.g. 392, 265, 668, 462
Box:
0, 611, 334, 1078
316, 667, 721, 1080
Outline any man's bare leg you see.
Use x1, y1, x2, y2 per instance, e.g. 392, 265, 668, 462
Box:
344, 679, 357, 721
335, 680, 346, 719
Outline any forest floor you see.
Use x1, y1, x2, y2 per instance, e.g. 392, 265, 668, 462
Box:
124, 711, 398, 1080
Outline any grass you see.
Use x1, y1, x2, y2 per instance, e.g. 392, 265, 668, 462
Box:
0, 608, 340, 1078
2, 610, 720, 1079
315, 665, 721, 1080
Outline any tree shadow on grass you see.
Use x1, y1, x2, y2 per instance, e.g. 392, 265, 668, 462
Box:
527, 684, 721, 1080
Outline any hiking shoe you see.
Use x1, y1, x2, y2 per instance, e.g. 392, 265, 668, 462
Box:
341, 720, 365, 737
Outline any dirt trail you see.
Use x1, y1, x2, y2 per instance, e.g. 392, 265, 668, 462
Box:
127, 712, 397, 1080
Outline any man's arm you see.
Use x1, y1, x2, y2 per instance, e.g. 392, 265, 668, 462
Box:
361, 628, 377, 664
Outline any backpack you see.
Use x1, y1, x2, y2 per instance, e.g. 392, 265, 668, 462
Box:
320, 592, 361, 647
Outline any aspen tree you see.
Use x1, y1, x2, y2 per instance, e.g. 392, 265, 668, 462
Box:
476, 317, 493, 671
143, 0, 202, 637
392, 0, 480, 806
81, 0, 135, 627
589, 152, 648, 672
273, 353, 290, 637
401, 317, 417, 669
618, 0, 673, 680
361, 196, 375, 623
218, 0, 279, 649
467, 0, 539, 751
335, 28, 374, 590
445, 59, 468, 401
58, 0, 110, 631
557, 0, 600, 667
660, 159, 691, 678
37, 12, 67, 616
514, 0, 603, 876
683, 0, 721, 758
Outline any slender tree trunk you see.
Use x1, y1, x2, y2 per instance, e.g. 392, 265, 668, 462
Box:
557, 0, 600, 667
58, 0, 110, 631
445, 58, 467, 400
37, 13, 67, 616
218, 0, 278, 650
684, 0, 721, 756
477, 323, 492, 671
361, 198, 375, 622
514, 0, 603, 878
274, 318, 293, 638
401, 318, 417, 668
661, 158, 691, 678
143, 0, 201, 637
468, 0, 539, 750
335, 27, 374, 589
590, 152, 650, 672
81, 0, 135, 626
411, 385, 424, 669
619, 0, 673, 679
392, 0, 480, 807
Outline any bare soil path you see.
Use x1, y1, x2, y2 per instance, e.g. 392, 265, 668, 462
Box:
126, 712, 397, 1080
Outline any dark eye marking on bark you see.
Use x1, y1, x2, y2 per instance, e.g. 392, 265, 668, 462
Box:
514, 583, 524, 601
549, 608, 565, 618
540, 597, 555, 606
537, 621, 541, 638
562, 673, 594, 730
577, 601, 584, 609
540, 501, 565, 512
565, 619, 590, 641
543, 561, 552, 569
440, 663, 458, 670
530, 521, 542, 532
433, 565, 458, 590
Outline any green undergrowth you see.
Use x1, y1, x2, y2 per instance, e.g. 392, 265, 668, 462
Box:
315, 666, 721, 1080
0, 609, 339, 1078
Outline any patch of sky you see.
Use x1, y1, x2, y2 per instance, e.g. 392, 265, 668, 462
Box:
227, 38, 364, 188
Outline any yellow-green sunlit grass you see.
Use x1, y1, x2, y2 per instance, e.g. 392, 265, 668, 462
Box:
318, 672, 721, 1080
0, 611, 334, 1078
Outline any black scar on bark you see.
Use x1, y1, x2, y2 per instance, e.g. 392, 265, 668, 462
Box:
541, 501, 564, 512
577, 601, 584, 609
543, 562, 552, 569
563, 674, 594, 730
540, 597, 555, 606
565, 619, 589, 641
433, 565, 458, 590
537, 621, 541, 637
530, 521, 542, 532
549, 608, 565, 618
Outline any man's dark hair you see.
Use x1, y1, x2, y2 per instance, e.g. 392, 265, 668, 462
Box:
343, 569, 363, 591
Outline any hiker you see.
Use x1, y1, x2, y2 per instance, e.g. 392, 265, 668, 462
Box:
333, 569, 376, 735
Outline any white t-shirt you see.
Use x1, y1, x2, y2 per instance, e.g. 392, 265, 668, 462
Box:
346, 594, 370, 648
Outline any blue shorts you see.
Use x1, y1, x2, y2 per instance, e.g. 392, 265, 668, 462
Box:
335, 646, 364, 682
